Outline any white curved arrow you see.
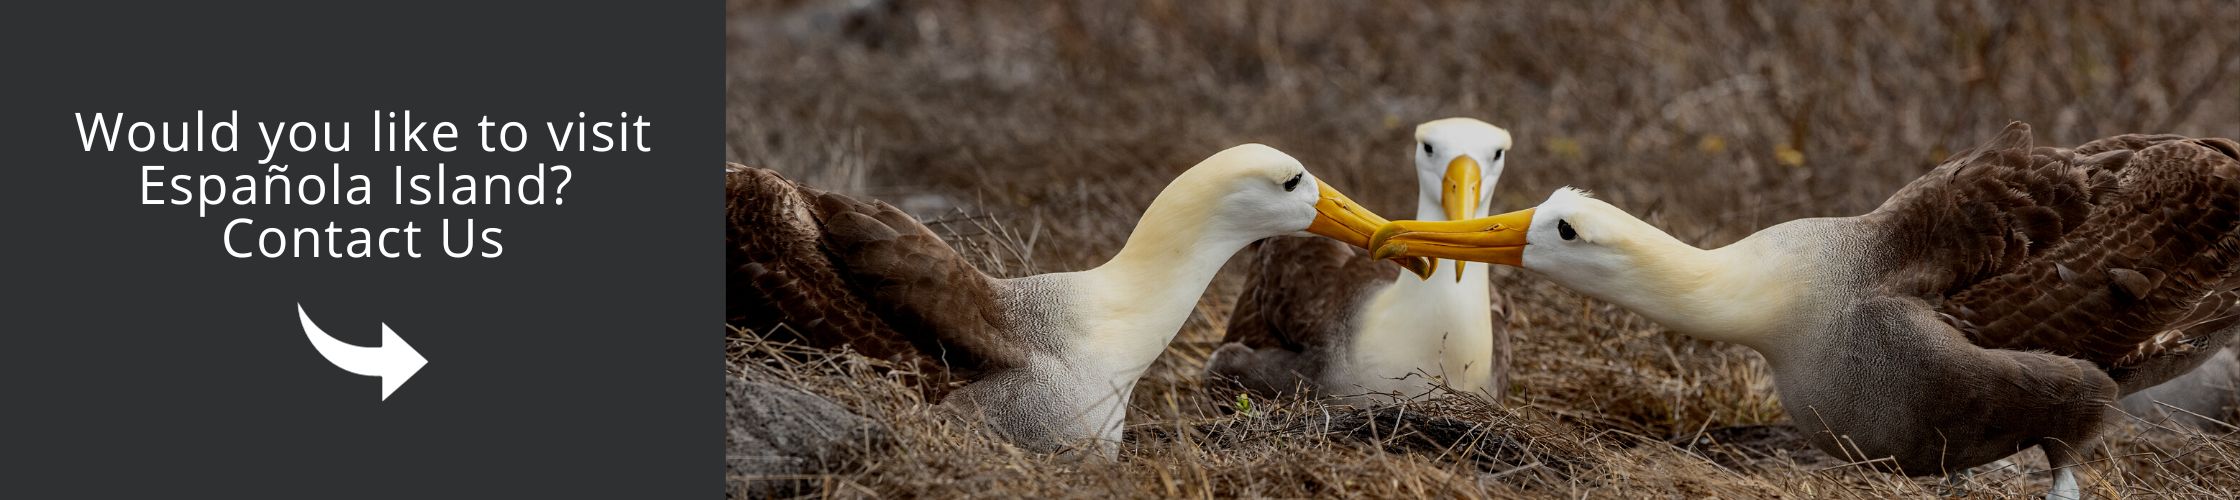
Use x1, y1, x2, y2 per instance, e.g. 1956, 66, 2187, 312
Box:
298, 303, 428, 401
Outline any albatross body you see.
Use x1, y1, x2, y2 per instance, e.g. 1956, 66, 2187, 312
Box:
1373, 124, 2240, 498
1210, 119, 1513, 402
728, 144, 1405, 455
2118, 336, 2240, 430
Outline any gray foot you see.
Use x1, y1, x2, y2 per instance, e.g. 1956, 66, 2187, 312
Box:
1937, 469, 1973, 497
2046, 467, 2080, 500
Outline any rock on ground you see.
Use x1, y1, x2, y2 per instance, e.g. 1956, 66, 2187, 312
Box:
727, 373, 890, 498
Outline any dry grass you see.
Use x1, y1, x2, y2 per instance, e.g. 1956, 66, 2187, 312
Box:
726, 0, 2240, 497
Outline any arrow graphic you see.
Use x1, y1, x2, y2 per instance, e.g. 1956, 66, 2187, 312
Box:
297, 303, 429, 401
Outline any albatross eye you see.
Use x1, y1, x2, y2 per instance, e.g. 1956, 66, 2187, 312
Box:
1423, 142, 1434, 156
1558, 220, 1577, 241
1493, 149, 1504, 161
1283, 173, 1302, 192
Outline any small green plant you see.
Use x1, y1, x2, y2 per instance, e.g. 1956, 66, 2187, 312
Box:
1233, 392, 1255, 417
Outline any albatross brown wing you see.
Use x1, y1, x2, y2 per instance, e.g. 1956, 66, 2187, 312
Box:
727, 165, 1023, 379
1211, 236, 1403, 394
1869, 124, 2240, 390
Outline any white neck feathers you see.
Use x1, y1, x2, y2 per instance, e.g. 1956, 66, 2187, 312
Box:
1077, 182, 1256, 363
1594, 234, 1804, 349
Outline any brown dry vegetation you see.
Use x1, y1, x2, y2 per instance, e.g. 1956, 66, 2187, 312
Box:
725, 0, 2240, 497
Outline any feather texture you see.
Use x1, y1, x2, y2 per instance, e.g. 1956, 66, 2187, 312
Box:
1869, 123, 2240, 390
1211, 236, 1399, 395
1212, 236, 1510, 401
727, 165, 1022, 381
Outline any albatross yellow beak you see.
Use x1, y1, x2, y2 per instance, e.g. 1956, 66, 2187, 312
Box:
1370, 207, 1535, 267
1308, 181, 1436, 279
1440, 156, 1483, 282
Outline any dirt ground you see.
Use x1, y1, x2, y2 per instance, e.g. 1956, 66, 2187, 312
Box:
726, 1, 2240, 497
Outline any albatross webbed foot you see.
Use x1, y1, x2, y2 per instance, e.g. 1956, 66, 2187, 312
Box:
2046, 467, 2080, 500
1936, 469, 1973, 497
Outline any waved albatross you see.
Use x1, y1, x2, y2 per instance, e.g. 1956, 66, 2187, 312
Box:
728, 144, 1409, 455
1209, 118, 1514, 403
1371, 123, 2240, 498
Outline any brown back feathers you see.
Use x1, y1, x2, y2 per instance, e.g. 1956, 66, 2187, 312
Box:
1871, 123, 2240, 385
728, 165, 1021, 380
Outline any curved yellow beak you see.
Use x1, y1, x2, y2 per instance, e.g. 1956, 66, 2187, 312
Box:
1307, 181, 1436, 279
1371, 207, 1535, 267
1439, 156, 1483, 281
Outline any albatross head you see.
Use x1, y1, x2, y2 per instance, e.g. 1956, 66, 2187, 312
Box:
1413, 118, 1512, 280
1170, 144, 1388, 249
1368, 188, 1650, 279
1119, 144, 1430, 276
1370, 188, 1801, 345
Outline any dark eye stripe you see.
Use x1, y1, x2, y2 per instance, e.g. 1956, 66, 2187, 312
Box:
1493, 149, 1504, 160
1558, 220, 1577, 241
1423, 142, 1434, 155
1283, 173, 1303, 192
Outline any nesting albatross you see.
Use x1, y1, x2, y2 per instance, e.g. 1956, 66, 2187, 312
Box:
1371, 123, 2240, 499
1209, 118, 1513, 403
729, 144, 1410, 456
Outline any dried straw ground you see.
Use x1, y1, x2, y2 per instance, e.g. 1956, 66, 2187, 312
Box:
726, 1, 2240, 497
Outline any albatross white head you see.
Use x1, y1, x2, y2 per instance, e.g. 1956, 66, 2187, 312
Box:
1413, 118, 1512, 281
1112, 143, 1408, 255
1370, 188, 1802, 348
1090, 144, 1417, 354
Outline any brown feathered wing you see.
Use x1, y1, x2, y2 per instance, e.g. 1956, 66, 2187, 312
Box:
727, 165, 1024, 379
1212, 236, 1406, 394
1869, 123, 2240, 391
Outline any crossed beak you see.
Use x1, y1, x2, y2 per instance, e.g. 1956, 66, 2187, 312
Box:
1439, 156, 1483, 281
1371, 207, 1535, 267
1307, 180, 1436, 278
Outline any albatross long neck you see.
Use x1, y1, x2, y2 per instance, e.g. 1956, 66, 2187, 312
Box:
1079, 192, 1257, 360
1578, 231, 1806, 350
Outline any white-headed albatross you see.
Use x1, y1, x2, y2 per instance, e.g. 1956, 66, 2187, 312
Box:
728, 144, 1413, 456
1370, 123, 2240, 499
1209, 118, 1514, 403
